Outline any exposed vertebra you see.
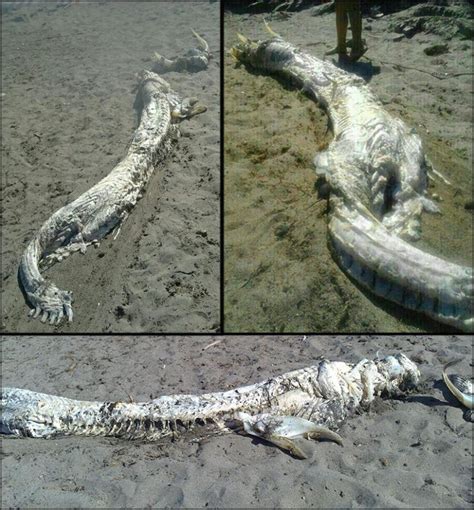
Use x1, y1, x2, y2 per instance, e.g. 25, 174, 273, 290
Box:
230, 31, 473, 331
1, 353, 419, 458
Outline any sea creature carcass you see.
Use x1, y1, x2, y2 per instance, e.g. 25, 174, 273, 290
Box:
18, 34, 209, 325
1, 353, 420, 458
230, 31, 473, 332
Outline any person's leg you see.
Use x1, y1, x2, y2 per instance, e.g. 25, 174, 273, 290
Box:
347, 0, 366, 60
335, 0, 348, 55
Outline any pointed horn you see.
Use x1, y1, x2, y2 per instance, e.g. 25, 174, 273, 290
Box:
191, 28, 209, 53
264, 18, 280, 38
229, 47, 242, 61
153, 52, 173, 65
304, 427, 344, 446
264, 434, 308, 459
237, 32, 250, 44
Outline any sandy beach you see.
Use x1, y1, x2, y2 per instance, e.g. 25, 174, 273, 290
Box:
1, 1, 220, 333
224, 2, 473, 333
1, 334, 472, 508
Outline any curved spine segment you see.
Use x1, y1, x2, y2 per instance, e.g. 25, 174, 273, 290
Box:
230, 34, 473, 331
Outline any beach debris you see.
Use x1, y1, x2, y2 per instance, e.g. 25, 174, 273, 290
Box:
310, 1, 335, 17
391, 34, 405, 42
275, 223, 290, 239
0, 353, 420, 459
203, 339, 223, 350
231, 27, 473, 332
388, 3, 474, 41
249, 0, 308, 13
19, 38, 209, 325
380, 60, 473, 81
442, 360, 473, 421
424, 44, 449, 56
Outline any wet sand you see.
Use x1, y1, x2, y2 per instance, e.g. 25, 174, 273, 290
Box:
1, 334, 472, 508
224, 6, 473, 333
1, 1, 220, 333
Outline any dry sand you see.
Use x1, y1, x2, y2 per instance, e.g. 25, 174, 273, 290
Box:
224, 5, 473, 333
1, 334, 472, 508
1, 1, 220, 333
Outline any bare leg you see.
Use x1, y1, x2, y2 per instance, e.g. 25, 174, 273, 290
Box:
348, 0, 366, 61
336, 0, 348, 54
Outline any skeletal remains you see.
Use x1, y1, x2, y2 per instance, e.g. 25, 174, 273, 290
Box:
18, 31, 209, 325
1, 353, 420, 458
230, 28, 473, 332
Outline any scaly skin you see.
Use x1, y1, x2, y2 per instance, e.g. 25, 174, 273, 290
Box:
1, 353, 419, 458
19, 38, 208, 325
230, 32, 473, 331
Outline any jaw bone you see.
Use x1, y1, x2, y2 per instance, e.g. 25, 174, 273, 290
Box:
236, 412, 343, 459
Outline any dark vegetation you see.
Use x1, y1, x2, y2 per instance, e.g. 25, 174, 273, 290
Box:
224, 0, 473, 15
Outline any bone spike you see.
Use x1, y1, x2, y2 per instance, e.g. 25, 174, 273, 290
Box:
267, 434, 308, 459
425, 156, 452, 185
305, 427, 344, 446
431, 167, 452, 185
229, 47, 240, 61
65, 304, 73, 323
112, 224, 122, 241
153, 52, 173, 66
263, 19, 280, 38
56, 310, 63, 325
237, 33, 250, 44
191, 29, 209, 53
